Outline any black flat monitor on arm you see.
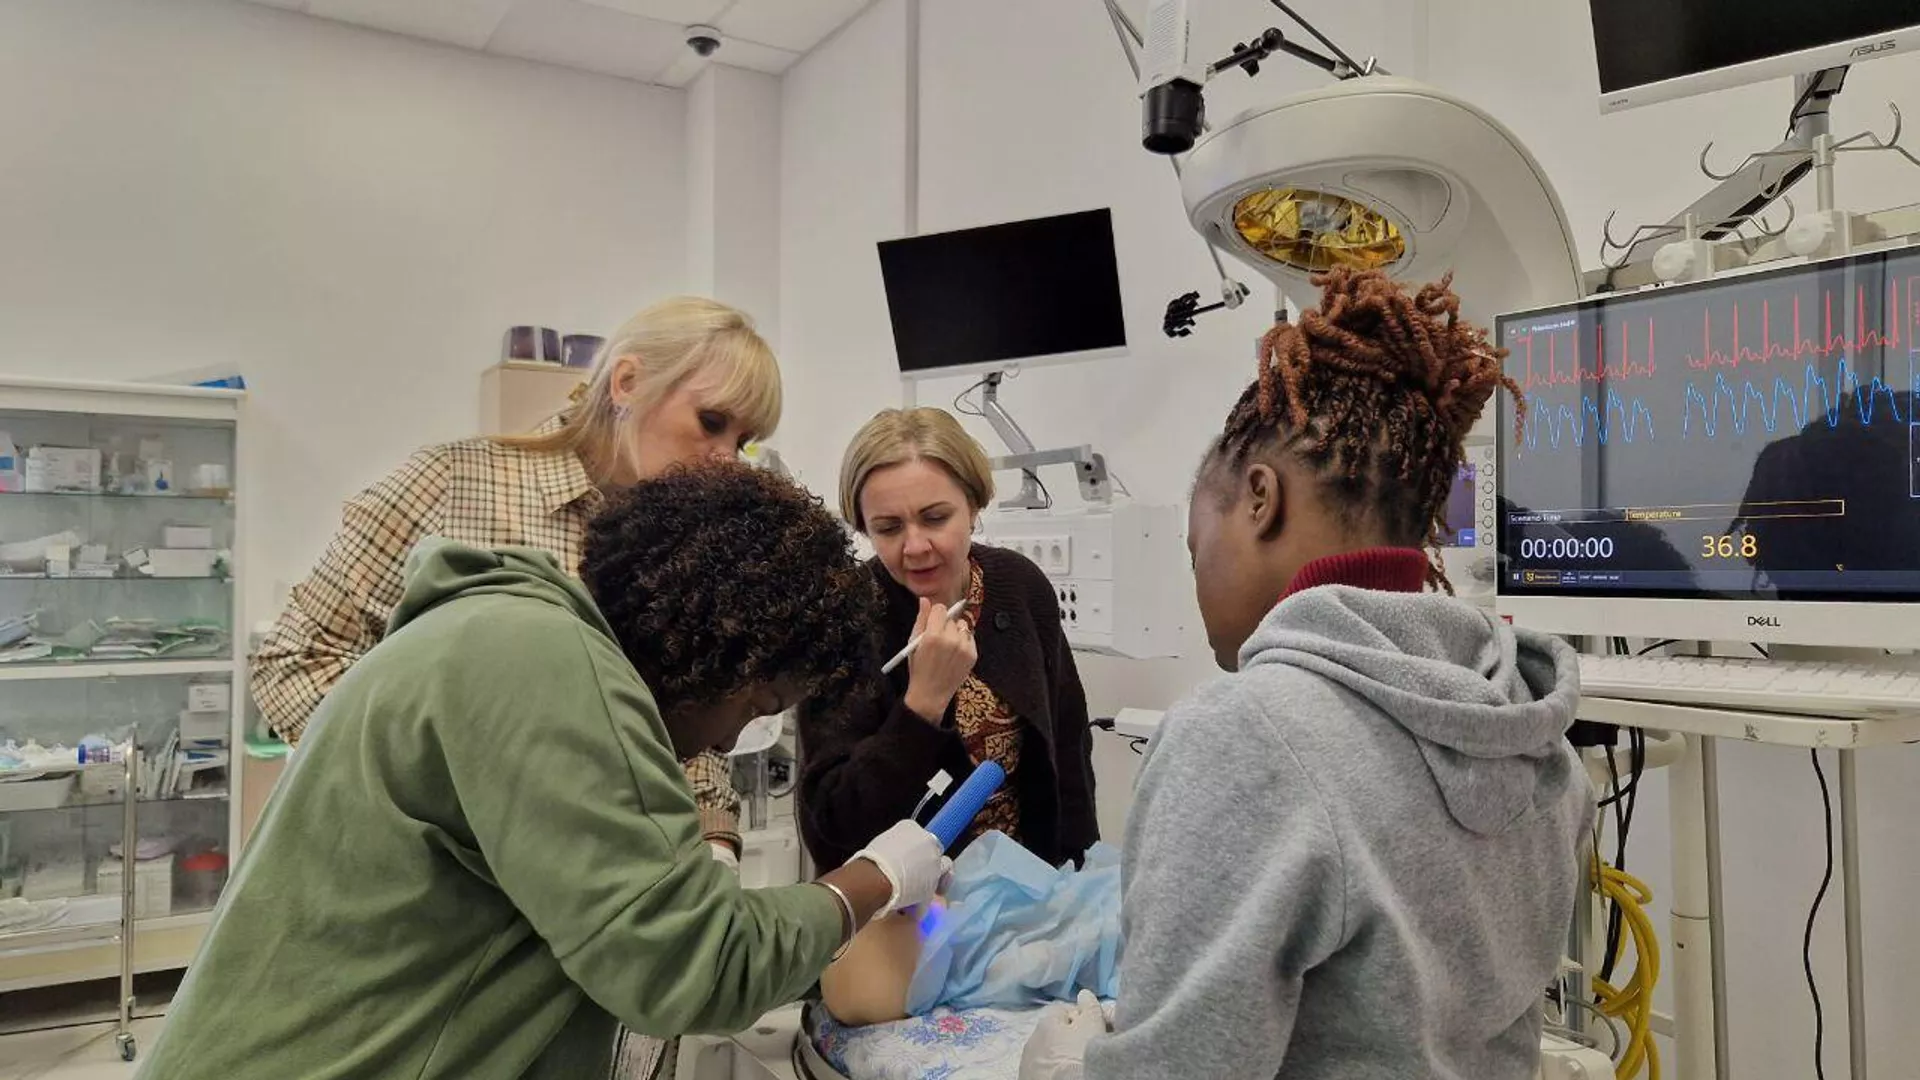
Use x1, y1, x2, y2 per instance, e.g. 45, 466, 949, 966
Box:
1590, 0, 1920, 112
877, 208, 1128, 380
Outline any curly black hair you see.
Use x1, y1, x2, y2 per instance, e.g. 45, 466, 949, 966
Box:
580, 460, 878, 715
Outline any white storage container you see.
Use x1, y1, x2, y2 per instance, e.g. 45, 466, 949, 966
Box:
162, 526, 214, 550
22, 859, 87, 901
0, 775, 74, 812
97, 856, 173, 919
144, 548, 218, 578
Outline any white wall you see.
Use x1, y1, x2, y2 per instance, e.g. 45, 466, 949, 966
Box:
1425, 6, 1920, 1078
0, 0, 686, 623
687, 65, 783, 348
777, 0, 910, 499
780, 0, 1920, 1076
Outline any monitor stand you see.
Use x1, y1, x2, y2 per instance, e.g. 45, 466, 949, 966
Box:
977, 371, 1114, 510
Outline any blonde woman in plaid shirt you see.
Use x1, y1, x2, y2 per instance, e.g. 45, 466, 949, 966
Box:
253, 296, 778, 857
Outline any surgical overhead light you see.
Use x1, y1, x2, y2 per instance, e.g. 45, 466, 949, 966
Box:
1120, 2, 1584, 344
1181, 77, 1583, 335
1229, 187, 1406, 272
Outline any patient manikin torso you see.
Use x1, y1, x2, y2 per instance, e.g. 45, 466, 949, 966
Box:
820, 832, 1121, 1026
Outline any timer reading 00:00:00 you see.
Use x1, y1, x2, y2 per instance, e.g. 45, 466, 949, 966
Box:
1517, 537, 1615, 560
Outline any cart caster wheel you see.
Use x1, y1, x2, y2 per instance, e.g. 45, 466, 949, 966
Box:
117, 1033, 136, 1062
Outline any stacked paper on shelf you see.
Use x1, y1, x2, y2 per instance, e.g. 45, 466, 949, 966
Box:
22, 447, 100, 494
0, 531, 82, 575
0, 616, 228, 664
137, 730, 230, 802
0, 897, 70, 933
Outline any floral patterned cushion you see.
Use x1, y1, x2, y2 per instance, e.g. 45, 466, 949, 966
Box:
813, 1006, 1045, 1080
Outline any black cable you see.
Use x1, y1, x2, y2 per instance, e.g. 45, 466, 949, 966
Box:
1752, 642, 1772, 660
1636, 639, 1678, 656
1785, 76, 1820, 138
1806, 750, 1835, 1080
1600, 747, 1625, 982
1267, 0, 1361, 73
1025, 469, 1053, 509
1092, 717, 1148, 754
953, 377, 990, 418
1595, 767, 1639, 810
1598, 727, 1644, 983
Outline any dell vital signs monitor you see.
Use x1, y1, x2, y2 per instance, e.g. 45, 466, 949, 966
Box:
1495, 245, 1920, 649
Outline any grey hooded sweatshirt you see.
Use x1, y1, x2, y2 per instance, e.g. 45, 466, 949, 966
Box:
1085, 586, 1591, 1080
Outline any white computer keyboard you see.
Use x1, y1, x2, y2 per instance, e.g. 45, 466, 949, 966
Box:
1577, 653, 1920, 719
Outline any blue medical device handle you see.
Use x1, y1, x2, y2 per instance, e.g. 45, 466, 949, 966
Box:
925, 761, 1005, 851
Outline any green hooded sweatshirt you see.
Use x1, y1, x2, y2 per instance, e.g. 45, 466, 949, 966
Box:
137, 541, 841, 1080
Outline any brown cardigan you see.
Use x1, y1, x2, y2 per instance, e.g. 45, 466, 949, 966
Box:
798, 544, 1098, 870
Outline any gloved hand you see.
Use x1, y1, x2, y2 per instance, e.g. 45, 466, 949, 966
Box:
708, 842, 740, 872
851, 820, 951, 913
1019, 991, 1107, 1080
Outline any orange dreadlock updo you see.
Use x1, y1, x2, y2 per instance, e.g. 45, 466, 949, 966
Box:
1203, 267, 1525, 591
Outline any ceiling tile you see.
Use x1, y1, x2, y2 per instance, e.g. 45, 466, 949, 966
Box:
653, 49, 711, 88
486, 0, 686, 83
716, 0, 867, 52
302, 0, 517, 49
714, 35, 802, 75
573, 0, 729, 24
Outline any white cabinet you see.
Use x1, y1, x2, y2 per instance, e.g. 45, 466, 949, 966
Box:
0, 377, 246, 1061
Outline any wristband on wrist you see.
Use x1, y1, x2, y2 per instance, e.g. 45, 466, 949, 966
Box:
817, 881, 858, 960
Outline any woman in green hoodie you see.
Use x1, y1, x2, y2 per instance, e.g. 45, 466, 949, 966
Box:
139, 462, 950, 1080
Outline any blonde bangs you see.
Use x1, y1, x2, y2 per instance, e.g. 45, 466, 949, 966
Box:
702, 330, 783, 440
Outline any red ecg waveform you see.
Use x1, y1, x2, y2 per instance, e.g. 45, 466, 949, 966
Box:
1513, 319, 1658, 394
1683, 280, 1919, 371
1510, 278, 1920, 398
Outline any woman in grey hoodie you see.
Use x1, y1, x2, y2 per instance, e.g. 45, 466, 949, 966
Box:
1023, 268, 1592, 1080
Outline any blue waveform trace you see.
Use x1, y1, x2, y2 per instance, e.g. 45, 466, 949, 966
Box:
1521, 389, 1656, 451
1683, 357, 1907, 439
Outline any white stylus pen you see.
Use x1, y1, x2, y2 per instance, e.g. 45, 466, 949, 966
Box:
880, 598, 972, 674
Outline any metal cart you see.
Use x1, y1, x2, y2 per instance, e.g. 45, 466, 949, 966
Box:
0, 742, 142, 1062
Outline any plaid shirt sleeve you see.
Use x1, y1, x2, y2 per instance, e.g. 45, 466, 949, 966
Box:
684, 751, 741, 855
250, 451, 449, 746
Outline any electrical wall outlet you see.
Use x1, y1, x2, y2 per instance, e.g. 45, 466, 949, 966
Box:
1034, 535, 1070, 574
1010, 535, 1071, 574
977, 503, 1188, 659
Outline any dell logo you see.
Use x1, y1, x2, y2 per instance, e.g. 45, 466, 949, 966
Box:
1851, 39, 1897, 58
1748, 615, 1782, 627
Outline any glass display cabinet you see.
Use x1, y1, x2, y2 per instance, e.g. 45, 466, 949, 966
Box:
0, 376, 245, 1062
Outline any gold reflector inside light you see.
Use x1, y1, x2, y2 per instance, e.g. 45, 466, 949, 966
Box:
1232, 187, 1406, 272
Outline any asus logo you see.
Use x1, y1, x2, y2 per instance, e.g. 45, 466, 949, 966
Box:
1748, 615, 1783, 628
1851, 39, 1898, 58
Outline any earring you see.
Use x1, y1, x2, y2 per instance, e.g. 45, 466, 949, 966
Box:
613, 402, 632, 422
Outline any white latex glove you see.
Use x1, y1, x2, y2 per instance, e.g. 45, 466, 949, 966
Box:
1019, 990, 1107, 1080
851, 819, 951, 913
708, 842, 740, 872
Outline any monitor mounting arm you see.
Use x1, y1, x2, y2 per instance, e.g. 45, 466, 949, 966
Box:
1601, 67, 1848, 281
979, 371, 1114, 510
